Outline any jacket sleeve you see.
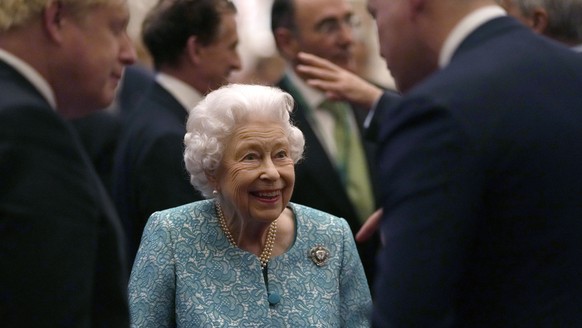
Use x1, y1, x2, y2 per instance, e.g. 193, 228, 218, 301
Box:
373, 97, 483, 327
129, 211, 177, 328
338, 218, 373, 327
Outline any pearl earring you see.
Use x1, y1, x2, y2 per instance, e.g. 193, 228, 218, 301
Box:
213, 190, 219, 196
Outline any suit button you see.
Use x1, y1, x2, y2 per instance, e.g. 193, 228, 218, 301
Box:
268, 292, 281, 305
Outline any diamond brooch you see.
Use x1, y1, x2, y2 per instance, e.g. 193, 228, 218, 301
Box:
309, 245, 330, 267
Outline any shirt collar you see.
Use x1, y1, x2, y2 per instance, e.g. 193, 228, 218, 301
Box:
0, 48, 57, 109
156, 72, 203, 112
439, 6, 506, 68
285, 66, 327, 109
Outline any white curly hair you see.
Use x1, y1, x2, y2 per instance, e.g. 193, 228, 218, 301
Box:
183, 83, 305, 198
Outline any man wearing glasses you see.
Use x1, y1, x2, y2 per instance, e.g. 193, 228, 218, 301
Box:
271, 0, 380, 288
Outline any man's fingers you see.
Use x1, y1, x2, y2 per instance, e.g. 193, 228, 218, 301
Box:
356, 208, 383, 243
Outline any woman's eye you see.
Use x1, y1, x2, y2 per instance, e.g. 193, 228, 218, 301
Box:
243, 153, 258, 161
276, 150, 288, 158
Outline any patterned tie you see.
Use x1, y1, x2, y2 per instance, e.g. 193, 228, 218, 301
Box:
320, 100, 375, 223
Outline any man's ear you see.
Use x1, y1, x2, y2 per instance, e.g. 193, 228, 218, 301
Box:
43, 0, 65, 43
530, 8, 549, 34
273, 27, 300, 61
186, 35, 203, 65
409, 0, 427, 18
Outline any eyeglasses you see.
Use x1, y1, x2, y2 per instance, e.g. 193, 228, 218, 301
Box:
316, 14, 361, 35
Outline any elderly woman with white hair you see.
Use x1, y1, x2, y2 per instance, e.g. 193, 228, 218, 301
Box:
128, 83, 371, 327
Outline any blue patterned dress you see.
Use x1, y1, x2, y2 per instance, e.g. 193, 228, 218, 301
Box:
129, 200, 371, 327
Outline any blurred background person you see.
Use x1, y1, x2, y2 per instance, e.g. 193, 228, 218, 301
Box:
367, 0, 582, 326
230, 0, 394, 88
129, 84, 371, 327
270, 0, 381, 286
68, 0, 157, 195
115, 0, 157, 119
0, 0, 135, 326
112, 0, 241, 265
498, 0, 582, 50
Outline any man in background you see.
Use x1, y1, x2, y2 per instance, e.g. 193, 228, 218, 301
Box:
112, 0, 241, 264
0, 0, 135, 326
499, 0, 582, 50
271, 0, 381, 285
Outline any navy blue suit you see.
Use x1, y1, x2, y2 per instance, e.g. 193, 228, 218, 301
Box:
112, 81, 203, 265
70, 110, 122, 194
0, 61, 129, 327
115, 64, 155, 121
373, 17, 582, 326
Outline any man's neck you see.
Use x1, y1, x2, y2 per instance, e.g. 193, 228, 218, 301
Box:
438, 5, 506, 67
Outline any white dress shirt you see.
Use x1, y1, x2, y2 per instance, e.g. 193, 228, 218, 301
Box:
156, 73, 203, 113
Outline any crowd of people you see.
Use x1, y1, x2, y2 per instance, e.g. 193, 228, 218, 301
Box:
1, 0, 581, 327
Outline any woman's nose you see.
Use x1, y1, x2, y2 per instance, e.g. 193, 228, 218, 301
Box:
260, 158, 280, 180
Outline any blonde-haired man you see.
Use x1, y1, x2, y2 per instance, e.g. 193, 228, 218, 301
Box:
0, 0, 135, 326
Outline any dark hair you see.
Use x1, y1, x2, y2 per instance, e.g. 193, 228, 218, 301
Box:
271, 0, 296, 34
142, 0, 236, 69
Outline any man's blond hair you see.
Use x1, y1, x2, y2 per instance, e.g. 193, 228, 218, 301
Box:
0, 0, 119, 31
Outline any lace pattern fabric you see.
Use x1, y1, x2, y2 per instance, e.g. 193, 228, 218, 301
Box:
128, 199, 371, 327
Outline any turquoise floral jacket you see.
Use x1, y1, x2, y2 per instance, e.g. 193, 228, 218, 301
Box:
129, 200, 371, 327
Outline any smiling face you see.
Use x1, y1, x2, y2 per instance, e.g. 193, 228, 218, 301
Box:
214, 120, 295, 224
55, 0, 135, 117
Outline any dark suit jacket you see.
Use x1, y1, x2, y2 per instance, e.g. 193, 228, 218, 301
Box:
365, 89, 401, 142
373, 17, 582, 327
115, 64, 155, 122
70, 110, 122, 195
112, 81, 203, 265
277, 76, 380, 285
0, 61, 129, 327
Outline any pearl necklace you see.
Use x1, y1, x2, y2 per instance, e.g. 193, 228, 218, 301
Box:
215, 201, 278, 269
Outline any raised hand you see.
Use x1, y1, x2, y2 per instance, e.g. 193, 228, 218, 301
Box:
296, 52, 383, 109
